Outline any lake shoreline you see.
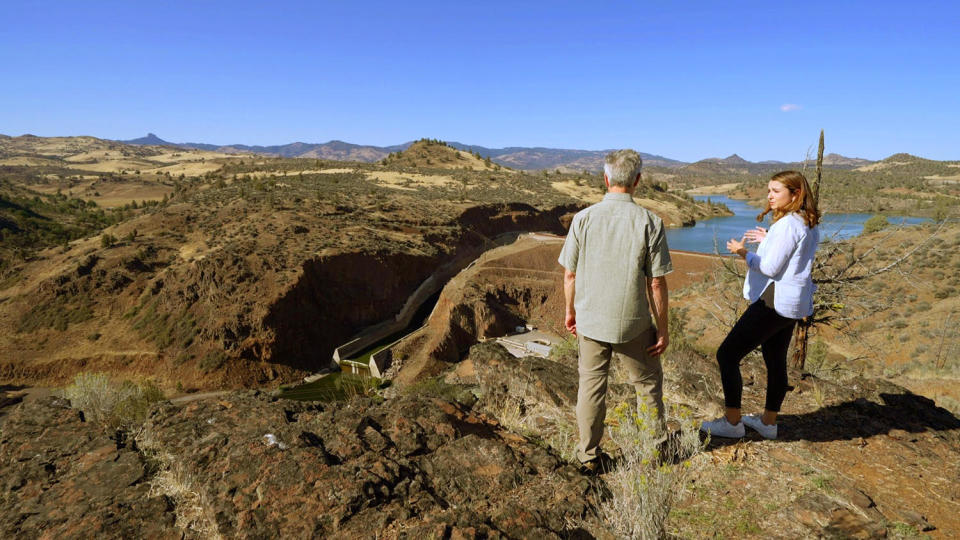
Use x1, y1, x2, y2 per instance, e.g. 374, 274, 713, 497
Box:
666, 195, 930, 253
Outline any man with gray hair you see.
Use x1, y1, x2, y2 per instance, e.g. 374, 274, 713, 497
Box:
558, 149, 672, 474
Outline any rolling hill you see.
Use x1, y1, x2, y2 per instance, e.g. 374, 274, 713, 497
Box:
115, 133, 876, 172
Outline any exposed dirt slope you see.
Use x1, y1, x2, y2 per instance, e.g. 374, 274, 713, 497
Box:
392, 236, 730, 385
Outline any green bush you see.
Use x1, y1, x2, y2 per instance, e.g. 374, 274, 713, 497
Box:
548, 335, 578, 364
18, 296, 94, 333
62, 372, 164, 429
862, 215, 889, 235
132, 301, 197, 350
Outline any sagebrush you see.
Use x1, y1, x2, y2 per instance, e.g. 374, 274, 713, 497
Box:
599, 401, 707, 539
62, 372, 164, 429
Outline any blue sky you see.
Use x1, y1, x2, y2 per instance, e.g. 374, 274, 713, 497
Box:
2, 1, 957, 162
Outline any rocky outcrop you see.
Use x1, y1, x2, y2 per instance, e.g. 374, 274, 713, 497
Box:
134, 391, 597, 538
0, 396, 180, 539
1, 389, 599, 538
2, 341, 959, 537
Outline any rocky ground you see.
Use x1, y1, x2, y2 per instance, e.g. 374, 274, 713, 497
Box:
2, 336, 958, 538
1, 388, 601, 538
0, 394, 182, 538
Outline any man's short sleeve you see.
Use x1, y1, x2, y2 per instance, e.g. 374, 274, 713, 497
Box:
558, 218, 580, 273
645, 219, 673, 278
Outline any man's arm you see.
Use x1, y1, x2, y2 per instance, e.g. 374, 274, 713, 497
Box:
646, 275, 668, 356
563, 268, 577, 336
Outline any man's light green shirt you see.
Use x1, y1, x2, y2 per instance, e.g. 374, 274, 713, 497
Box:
558, 192, 673, 344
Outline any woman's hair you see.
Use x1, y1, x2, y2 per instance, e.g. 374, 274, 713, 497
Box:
757, 170, 821, 227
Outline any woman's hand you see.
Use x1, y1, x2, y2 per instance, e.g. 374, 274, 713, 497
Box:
743, 226, 767, 244
726, 237, 747, 258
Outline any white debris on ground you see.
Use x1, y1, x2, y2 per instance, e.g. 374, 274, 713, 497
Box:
262, 433, 288, 450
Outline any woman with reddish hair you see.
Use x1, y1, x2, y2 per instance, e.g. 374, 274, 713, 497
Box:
701, 171, 821, 440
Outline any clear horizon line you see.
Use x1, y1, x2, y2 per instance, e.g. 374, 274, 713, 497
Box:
1, 131, 952, 164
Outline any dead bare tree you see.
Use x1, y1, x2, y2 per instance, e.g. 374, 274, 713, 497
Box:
790, 129, 947, 369
806, 219, 945, 326
790, 131, 825, 369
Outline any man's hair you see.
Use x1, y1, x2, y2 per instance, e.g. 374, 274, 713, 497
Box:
603, 149, 643, 188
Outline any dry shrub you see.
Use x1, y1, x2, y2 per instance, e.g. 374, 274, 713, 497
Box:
549, 334, 578, 364
61, 372, 164, 430
148, 463, 222, 539
492, 393, 578, 463
599, 401, 706, 539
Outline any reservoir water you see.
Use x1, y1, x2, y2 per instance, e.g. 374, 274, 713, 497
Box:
665, 195, 930, 254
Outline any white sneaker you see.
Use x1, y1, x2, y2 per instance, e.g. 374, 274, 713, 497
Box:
742, 414, 778, 440
699, 416, 745, 438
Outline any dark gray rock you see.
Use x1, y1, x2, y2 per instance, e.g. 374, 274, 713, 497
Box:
0, 397, 180, 539
135, 391, 599, 538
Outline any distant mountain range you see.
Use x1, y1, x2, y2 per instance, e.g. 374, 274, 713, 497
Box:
119, 133, 873, 172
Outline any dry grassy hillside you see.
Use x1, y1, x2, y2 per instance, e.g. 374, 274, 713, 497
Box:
666, 152, 960, 220
0, 135, 722, 391
380, 138, 501, 171
0, 134, 248, 208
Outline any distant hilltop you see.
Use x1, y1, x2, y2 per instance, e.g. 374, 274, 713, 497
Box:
0, 131, 888, 172
118, 133, 688, 171
117, 133, 876, 172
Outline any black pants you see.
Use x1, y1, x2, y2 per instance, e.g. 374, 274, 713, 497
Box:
717, 299, 797, 412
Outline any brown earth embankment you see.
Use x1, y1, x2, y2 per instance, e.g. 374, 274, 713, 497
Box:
391, 236, 724, 384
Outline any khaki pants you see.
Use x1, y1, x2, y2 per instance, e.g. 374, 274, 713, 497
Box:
576, 328, 666, 463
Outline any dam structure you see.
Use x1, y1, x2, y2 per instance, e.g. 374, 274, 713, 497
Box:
319, 231, 563, 380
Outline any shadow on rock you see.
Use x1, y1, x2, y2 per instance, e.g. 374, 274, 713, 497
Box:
702, 391, 960, 452
777, 392, 960, 442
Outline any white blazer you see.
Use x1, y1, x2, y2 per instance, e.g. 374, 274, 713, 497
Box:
743, 212, 819, 319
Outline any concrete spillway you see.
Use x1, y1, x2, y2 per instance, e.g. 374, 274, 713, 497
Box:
327, 231, 544, 378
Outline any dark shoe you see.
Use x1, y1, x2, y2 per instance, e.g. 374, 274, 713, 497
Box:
578, 452, 615, 476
